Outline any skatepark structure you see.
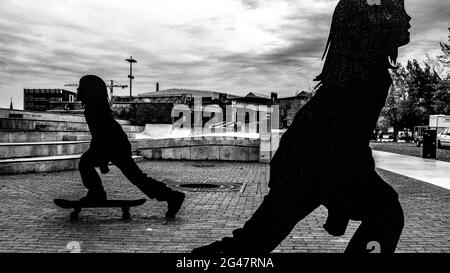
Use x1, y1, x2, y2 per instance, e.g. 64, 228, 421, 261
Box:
0, 109, 271, 175
0, 108, 145, 175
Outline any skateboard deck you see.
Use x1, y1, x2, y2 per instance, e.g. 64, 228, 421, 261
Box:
54, 199, 146, 220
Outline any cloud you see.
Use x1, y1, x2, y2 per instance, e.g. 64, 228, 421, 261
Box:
0, 0, 448, 109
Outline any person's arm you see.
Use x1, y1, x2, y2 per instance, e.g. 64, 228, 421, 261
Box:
84, 106, 112, 173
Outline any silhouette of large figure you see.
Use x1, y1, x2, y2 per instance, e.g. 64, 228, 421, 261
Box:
193, 0, 411, 253
76, 75, 185, 219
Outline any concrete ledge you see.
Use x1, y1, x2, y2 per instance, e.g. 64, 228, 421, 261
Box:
219, 145, 259, 161
0, 141, 90, 159
0, 131, 69, 143
136, 137, 260, 162
0, 118, 144, 133
132, 137, 259, 149
0, 137, 149, 158
0, 155, 143, 175
190, 146, 220, 161
140, 146, 259, 161
0, 131, 137, 143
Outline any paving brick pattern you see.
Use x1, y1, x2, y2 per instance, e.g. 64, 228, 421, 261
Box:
0, 161, 448, 253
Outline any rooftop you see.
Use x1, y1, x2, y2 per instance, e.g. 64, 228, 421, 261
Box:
138, 88, 241, 99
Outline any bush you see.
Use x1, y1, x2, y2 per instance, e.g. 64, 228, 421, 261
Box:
112, 104, 137, 123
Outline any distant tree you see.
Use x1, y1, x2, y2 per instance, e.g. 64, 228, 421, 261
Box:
379, 28, 450, 137
112, 104, 137, 123
431, 81, 450, 115
437, 28, 450, 69
380, 59, 443, 138
376, 116, 390, 134
285, 99, 306, 127
405, 59, 440, 124
433, 28, 450, 115
380, 65, 410, 140
425, 53, 446, 79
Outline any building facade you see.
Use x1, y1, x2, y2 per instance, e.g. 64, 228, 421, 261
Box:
133, 89, 239, 125
111, 88, 314, 130
23, 89, 81, 112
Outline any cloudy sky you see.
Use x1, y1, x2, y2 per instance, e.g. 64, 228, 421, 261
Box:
0, 0, 448, 109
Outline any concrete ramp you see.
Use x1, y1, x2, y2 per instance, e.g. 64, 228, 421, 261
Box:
169, 129, 193, 139
137, 124, 174, 139
137, 124, 267, 140
136, 124, 192, 139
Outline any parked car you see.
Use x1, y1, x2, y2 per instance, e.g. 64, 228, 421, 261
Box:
378, 133, 395, 142
437, 128, 450, 149
398, 130, 413, 142
414, 126, 429, 147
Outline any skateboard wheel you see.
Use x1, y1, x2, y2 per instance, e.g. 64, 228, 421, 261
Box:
70, 211, 79, 221
70, 208, 81, 221
122, 207, 131, 220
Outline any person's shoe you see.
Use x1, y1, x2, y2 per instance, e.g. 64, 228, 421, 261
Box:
165, 191, 185, 219
79, 190, 107, 204
323, 211, 350, 237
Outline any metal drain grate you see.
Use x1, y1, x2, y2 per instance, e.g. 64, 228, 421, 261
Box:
169, 182, 242, 192
180, 183, 221, 189
189, 163, 217, 168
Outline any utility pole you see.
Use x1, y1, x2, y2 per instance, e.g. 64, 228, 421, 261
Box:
125, 56, 137, 101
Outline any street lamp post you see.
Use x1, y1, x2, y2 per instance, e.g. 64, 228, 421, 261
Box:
125, 56, 137, 101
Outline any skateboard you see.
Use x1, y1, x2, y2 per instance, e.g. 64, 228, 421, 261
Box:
54, 199, 146, 220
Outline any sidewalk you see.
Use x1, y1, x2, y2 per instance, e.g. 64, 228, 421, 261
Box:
0, 160, 448, 253
373, 150, 450, 190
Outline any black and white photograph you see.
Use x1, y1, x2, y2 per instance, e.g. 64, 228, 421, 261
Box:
0, 0, 448, 269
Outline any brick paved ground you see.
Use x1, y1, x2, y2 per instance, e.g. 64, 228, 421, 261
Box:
0, 160, 448, 253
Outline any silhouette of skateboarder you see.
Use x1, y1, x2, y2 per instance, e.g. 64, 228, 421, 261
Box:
76, 75, 185, 219
193, 0, 411, 253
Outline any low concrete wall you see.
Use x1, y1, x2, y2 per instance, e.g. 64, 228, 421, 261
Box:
134, 137, 260, 162
0, 155, 144, 175
0, 108, 85, 123
0, 138, 147, 158
0, 137, 259, 162
0, 131, 68, 143
0, 157, 82, 175
0, 118, 144, 133
0, 141, 90, 159
0, 132, 137, 143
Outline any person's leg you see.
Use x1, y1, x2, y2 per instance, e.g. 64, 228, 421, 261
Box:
345, 172, 404, 253
112, 155, 171, 200
193, 189, 320, 254
78, 150, 107, 200
112, 155, 185, 218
